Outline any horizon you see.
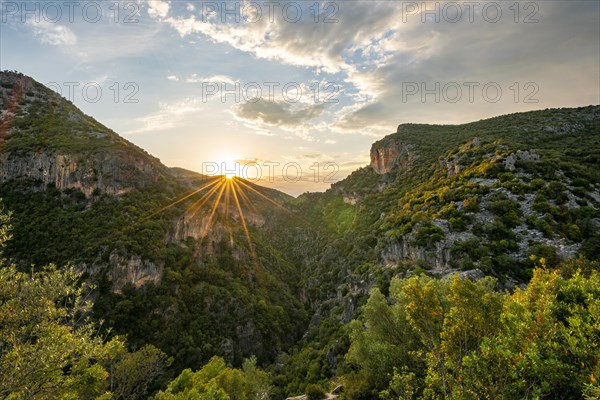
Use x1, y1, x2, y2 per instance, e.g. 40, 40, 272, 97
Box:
1, 0, 599, 195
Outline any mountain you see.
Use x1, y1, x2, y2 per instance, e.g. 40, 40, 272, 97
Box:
269, 105, 600, 394
0, 71, 317, 370
1, 71, 599, 398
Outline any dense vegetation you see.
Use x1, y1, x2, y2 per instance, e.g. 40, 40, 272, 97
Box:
2, 213, 598, 398
343, 259, 600, 399
0, 212, 173, 399
1, 72, 599, 398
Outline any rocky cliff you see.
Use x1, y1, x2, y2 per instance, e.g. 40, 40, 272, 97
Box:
0, 151, 164, 196
369, 136, 415, 174
0, 71, 168, 196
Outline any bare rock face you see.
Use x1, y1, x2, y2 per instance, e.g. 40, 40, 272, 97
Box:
106, 252, 162, 292
82, 250, 163, 293
370, 138, 415, 174
504, 150, 540, 171
0, 150, 163, 196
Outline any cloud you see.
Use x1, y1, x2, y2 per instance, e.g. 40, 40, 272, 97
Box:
186, 74, 237, 85
167, 75, 179, 81
328, 1, 600, 131
234, 158, 262, 166
232, 99, 326, 130
28, 21, 77, 46
160, 0, 598, 135
147, 0, 170, 19
125, 98, 201, 135
163, 1, 404, 73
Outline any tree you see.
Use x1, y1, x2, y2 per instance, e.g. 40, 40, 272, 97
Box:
0, 206, 171, 399
109, 344, 173, 399
347, 288, 420, 391
305, 384, 326, 400
345, 265, 600, 399
0, 264, 117, 399
462, 268, 600, 399
154, 356, 272, 400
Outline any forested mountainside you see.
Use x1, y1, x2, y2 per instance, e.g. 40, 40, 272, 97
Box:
1, 71, 598, 399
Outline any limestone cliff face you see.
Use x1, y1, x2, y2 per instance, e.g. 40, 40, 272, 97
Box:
0, 150, 164, 196
370, 138, 415, 174
82, 251, 163, 293
0, 71, 168, 196
380, 221, 474, 273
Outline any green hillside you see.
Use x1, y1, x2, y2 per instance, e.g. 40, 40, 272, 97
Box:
0, 71, 599, 399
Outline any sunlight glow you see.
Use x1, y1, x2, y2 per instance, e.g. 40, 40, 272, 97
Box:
96, 170, 290, 286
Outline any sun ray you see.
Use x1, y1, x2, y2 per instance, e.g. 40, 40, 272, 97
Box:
186, 179, 223, 218
92, 178, 221, 249
231, 179, 259, 214
236, 179, 315, 228
193, 180, 228, 257
142, 178, 220, 222
235, 179, 290, 212
230, 179, 265, 286
224, 178, 232, 220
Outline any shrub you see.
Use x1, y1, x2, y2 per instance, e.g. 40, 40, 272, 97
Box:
306, 384, 327, 400
463, 196, 480, 212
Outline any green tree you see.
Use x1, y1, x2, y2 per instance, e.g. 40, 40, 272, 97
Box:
305, 384, 326, 400
0, 207, 170, 399
347, 288, 420, 391
462, 268, 600, 399
154, 356, 271, 400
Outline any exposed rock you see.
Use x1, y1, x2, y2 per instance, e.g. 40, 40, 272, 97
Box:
541, 122, 585, 134
82, 251, 163, 293
381, 226, 475, 273
469, 177, 498, 187
442, 269, 485, 281
504, 150, 540, 171
370, 138, 415, 174
343, 194, 358, 205
332, 385, 344, 394
441, 159, 462, 176
0, 150, 164, 197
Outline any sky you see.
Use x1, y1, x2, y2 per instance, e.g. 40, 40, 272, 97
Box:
1, 0, 599, 195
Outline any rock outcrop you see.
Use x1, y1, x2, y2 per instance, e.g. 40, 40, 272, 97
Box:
82, 250, 163, 293
370, 138, 415, 174
504, 150, 540, 171
0, 150, 164, 196
0, 70, 168, 196
381, 223, 474, 273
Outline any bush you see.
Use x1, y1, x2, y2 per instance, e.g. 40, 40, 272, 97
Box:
463, 196, 479, 212
306, 384, 327, 400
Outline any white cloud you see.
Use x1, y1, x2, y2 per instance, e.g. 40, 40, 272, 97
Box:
163, 1, 404, 73
125, 98, 201, 135
167, 75, 179, 81
232, 99, 326, 131
186, 74, 237, 85
147, 0, 170, 19
28, 21, 77, 46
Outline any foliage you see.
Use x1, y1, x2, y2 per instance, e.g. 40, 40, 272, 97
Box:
305, 384, 326, 400
2, 74, 600, 399
0, 261, 171, 399
343, 263, 600, 399
154, 356, 271, 400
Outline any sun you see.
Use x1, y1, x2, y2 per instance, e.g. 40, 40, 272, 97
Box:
225, 172, 236, 179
